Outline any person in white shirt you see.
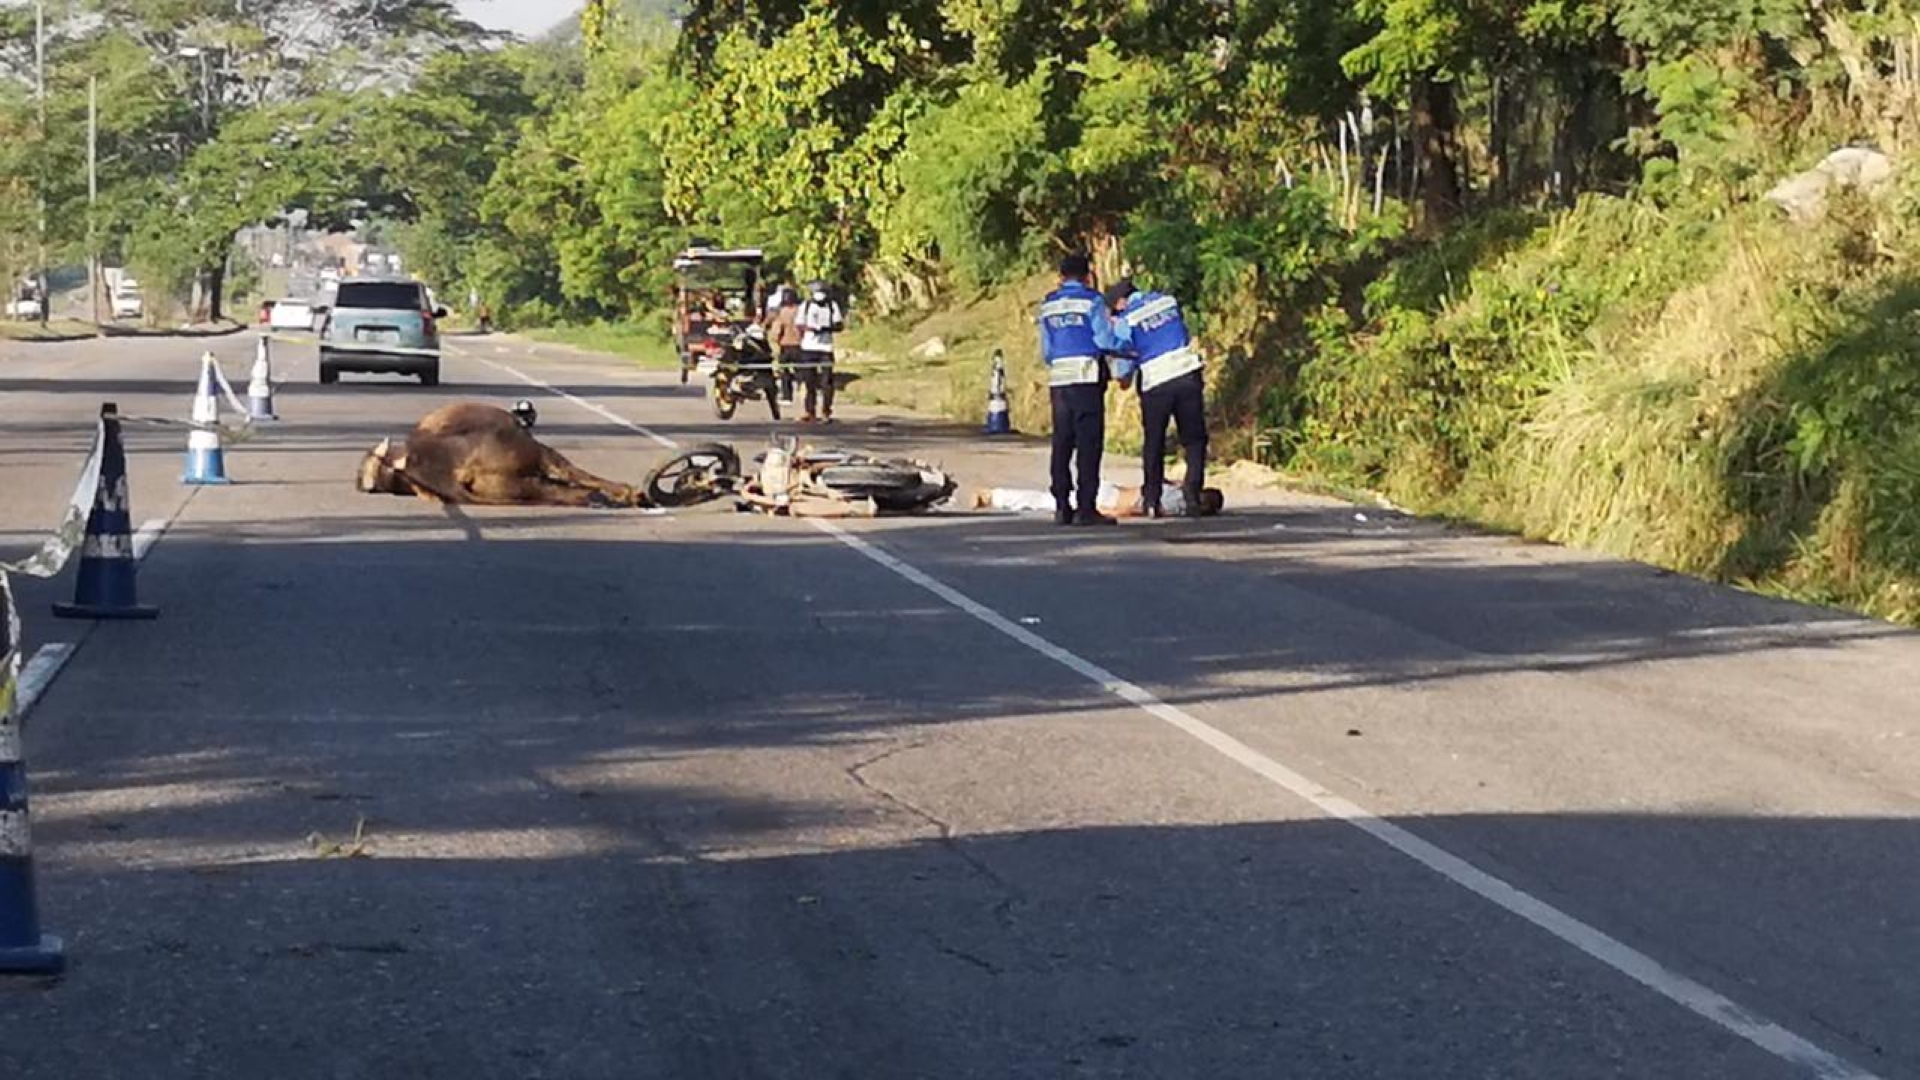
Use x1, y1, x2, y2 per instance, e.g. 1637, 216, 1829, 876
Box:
796, 280, 844, 423
970, 483, 1223, 517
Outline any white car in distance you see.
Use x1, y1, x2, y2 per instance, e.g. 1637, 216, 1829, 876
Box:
111, 279, 143, 320
266, 297, 321, 333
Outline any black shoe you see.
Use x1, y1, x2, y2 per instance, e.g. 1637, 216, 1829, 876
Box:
1073, 510, 1117, 527
1054, 507, 1075, 526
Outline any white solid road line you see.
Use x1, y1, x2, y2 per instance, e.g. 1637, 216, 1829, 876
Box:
17, 517, 171, 722
493, 346, 1880, 1080
132, 517, 166, 561
16, 643, 77, 720
811, 519, 1877, 1080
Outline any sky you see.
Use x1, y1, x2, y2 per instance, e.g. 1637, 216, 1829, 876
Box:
456, 0, 573, 38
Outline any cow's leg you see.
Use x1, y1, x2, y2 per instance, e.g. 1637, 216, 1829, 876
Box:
537, 448, 642, 506
454, 465, 611, 507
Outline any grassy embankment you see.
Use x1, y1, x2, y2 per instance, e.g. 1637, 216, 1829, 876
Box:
1292, 187, 1920, 623
0, 317, 248, 342
524, 322, 680, 370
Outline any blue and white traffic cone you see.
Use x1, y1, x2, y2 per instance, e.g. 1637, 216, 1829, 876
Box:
245, 335, 277, 421
55, 403, 158, 621
983, 349, 1012, 436
183, 353, 231, 485
2, 578, 68, 975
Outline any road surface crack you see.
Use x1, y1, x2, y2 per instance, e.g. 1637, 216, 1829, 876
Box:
935, 943, 1002, 976
846, 740, 1024, 931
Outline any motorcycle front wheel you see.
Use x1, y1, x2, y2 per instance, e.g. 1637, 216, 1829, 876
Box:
643, 443, 743, 507
710, 375, 738, 420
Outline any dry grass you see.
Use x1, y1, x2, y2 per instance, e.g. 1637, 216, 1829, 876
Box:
0, 318, 98, 341
527, 322, 680, 369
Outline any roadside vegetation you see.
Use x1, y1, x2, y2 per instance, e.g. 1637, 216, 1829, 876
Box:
6, 0, 1918, 622
524, 322, 680, 369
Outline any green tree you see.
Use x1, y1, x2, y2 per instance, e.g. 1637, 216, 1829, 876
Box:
658, 2, 948, 280
0, 0, 492, 319
879, 69, 1053, 288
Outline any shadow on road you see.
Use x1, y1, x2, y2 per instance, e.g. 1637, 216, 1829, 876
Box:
3, 509, 1916, 1078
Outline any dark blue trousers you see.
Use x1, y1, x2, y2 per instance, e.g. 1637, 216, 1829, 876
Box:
1049, 383, 1105, 514
1141, 370, 1207, 513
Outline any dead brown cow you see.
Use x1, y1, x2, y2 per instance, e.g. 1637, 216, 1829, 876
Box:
357, 403, 648, 508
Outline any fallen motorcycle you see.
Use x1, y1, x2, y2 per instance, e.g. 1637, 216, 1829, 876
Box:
640, 437, 957, 515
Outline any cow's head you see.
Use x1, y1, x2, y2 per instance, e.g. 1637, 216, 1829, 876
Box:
356, 438, 412, 495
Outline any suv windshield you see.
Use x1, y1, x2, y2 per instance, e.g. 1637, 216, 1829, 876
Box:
336, 281, 426, 310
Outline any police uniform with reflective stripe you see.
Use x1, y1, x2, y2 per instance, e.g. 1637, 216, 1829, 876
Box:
1038, 282, 1123, 517
1115, 289, 1208, 515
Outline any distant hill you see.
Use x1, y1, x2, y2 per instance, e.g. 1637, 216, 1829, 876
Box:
535, 0, 683, 44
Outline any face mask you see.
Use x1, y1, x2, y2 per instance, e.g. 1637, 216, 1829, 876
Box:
811, 290, 827, 302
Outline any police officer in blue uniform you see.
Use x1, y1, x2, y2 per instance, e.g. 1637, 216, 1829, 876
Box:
1108, 278, 1208, 518
1039, 254, 1130, 526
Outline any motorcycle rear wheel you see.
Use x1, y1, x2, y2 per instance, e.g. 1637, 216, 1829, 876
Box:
815, 463, 937, 511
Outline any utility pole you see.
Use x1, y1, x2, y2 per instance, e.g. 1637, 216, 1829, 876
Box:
199, 50, 214, 137
177, 44, 217, 321
34, 0, 47, 327
88, 75, 100, 330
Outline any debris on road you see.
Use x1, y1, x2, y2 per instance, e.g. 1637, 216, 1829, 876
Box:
306, 815, 373, 859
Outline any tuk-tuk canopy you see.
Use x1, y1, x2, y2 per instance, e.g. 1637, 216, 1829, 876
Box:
672, 247, 764, 271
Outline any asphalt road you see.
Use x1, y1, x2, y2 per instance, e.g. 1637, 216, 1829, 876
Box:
2, 330, 1917, 1079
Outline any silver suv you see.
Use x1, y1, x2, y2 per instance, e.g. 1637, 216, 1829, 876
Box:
318, 279, 446, 386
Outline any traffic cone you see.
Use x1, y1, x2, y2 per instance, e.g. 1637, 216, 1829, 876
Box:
182, 352, 231, 485
1, 577, 66, 974
983, 349, 1012, 436
245, 335, 277, 421
55, 403, 158, 621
